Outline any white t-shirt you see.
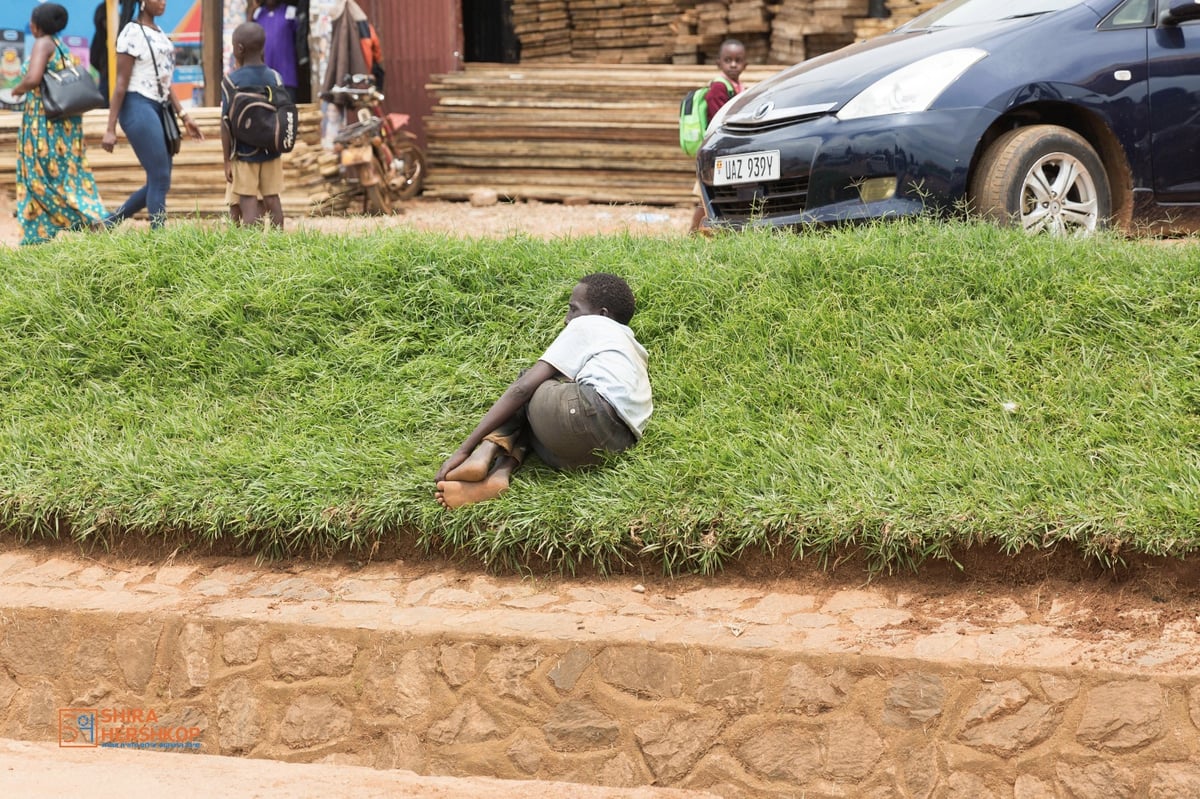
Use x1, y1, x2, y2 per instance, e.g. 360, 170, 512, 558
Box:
115, 23, 175, 102
539, 315, 652, 438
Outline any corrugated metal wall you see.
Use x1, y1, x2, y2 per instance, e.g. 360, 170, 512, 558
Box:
358, 0, 463, 148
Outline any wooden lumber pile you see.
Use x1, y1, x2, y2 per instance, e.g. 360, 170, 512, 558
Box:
509, 0, 883, 66
854, 0, 939, 40
423, 62, 781, 205
512, 0, 573, 60
568, 0, 681, 63
0, 105, 339, 217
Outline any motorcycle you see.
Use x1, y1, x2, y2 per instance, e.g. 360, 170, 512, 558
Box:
323, 74, 426, 215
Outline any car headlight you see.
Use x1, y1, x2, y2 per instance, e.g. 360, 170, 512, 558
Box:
837, 48, 988, 120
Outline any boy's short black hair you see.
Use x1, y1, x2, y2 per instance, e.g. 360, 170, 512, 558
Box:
233, 21, 266, 54
579, 272, 636, 325
32, 3, 69, 36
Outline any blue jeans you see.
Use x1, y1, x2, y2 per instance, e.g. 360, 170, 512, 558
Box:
106, 91, 173, 229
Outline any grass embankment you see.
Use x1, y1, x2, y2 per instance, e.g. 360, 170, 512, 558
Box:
0, 221, 1197, 574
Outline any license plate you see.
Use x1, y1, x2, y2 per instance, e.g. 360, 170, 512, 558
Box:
713, 150, 781, 186
340, 145, 373, 166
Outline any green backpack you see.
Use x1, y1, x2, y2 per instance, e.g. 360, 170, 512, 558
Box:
679, 77, 736, 157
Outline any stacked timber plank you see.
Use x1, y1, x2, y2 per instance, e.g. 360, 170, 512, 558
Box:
512, 0, 883, 66
513, 0, 573, 60
0, 105, 336, 217
770, 0, 869, 63
423, 62, 781, 206
855, 0, 939, 40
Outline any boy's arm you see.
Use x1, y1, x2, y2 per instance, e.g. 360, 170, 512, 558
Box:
435, 359, 560, 482
705, 80, 733, 121
220, 76, 233, 181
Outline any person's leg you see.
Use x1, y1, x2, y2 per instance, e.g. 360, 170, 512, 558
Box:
436, 454, 518, 509
239, 195, 261, 226
527, 380, 635, 470
264, 195, 284, 228
233, 161, 261, 225
445, 403, 533, 482
259, 159, 286, 229
107, 93, 169, 228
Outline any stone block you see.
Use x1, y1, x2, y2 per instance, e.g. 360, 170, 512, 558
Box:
695, 652, 763, 713
547, 647, 592, 692
438, 642, 479, 687
217, 678, 262, 754
484, 644, 541, 704
883, 672, 945, 729
1, 615, 70, 678
221, 626, 265, 665
427, 697, 504, 745
279, 694, 352, 749
364, 649, 437, 719
268, 634, 357, 681
634, 710, 723, 783
824, 716, 884, 781
169, 623, 212, 698
596, 647, 681, 699
780, 662, 852, 715
1148, 763, 1200, 799
736, 723, 821, 782
542, 700, 621, 751
957, 680, 1058, 756
1076, 680, 1165, 752
374, 730, 427, 773
1056, 760, 1136, 799
116, 621, 161, 692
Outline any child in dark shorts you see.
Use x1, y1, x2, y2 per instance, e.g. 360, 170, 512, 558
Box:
435, 273, 653, 509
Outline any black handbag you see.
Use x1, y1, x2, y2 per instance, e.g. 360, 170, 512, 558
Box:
139, 24, 181, 156
158, 100, 182, 155
41, 39, 105, 120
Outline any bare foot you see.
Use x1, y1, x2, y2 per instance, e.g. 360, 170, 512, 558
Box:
435, 471, 510, 509
446, 440, 499, 482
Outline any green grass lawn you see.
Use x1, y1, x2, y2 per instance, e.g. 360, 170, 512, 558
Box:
0, 220, 1197, 574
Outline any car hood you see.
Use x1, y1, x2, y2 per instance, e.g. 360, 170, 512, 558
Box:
721, 5, 1098, 123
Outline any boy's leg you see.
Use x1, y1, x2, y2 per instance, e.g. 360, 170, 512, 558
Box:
232, 160, 261, 225
238, 195, 261, 226
225, 182, 242, 223
527, 381, 635, 470
436, 454, 518, 509
446, 410, 529, 482
260, 159, 286, 229
263, 195, 284, 228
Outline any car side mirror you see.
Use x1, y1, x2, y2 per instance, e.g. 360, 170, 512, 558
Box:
1160, 0, 1200, 26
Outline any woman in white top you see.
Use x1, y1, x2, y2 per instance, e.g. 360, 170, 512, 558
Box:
435, 273, 653, 509
100, 0, 202, 229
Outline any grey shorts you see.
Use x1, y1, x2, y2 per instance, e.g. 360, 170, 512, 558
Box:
527, 380, 636, 470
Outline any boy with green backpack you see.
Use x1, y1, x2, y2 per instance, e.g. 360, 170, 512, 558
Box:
681, 39, 747, 234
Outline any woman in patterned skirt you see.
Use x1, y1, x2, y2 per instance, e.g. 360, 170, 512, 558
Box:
10, 3, 106, 246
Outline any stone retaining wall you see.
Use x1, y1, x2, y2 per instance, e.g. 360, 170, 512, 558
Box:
3, 605, 1200, 798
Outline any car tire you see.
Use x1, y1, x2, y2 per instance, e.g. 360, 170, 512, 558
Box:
970, 125, 1110, 236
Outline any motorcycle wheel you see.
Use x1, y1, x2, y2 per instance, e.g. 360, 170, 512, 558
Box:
363, 183, 392, 216
388, 140, 427, 201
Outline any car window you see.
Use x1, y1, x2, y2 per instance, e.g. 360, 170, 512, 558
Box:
1101, 0, 1154, 26
909, 0, 1082, 28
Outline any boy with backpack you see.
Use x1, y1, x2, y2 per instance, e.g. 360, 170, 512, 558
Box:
221, 22, 294, 228
684, 39, 747, 234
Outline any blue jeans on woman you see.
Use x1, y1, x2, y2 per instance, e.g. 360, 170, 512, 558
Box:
105, 91, 172, 230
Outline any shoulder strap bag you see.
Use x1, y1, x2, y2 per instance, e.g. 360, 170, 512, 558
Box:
139, 24, 181, 156
41, 37, 106, 120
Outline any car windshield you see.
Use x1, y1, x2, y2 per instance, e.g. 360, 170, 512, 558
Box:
908, 0, 1083, 28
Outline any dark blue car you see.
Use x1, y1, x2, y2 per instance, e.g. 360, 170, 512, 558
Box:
699, 0, 1200, 235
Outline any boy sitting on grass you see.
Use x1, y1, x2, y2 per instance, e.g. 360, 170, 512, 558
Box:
221, 22, 285, 228
435, 273, 652, 509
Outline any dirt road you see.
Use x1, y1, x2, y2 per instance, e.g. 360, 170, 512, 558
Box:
0, 194, 693, 246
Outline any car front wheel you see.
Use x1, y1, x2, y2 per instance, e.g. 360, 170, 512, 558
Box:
970, 125, 1110, 236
